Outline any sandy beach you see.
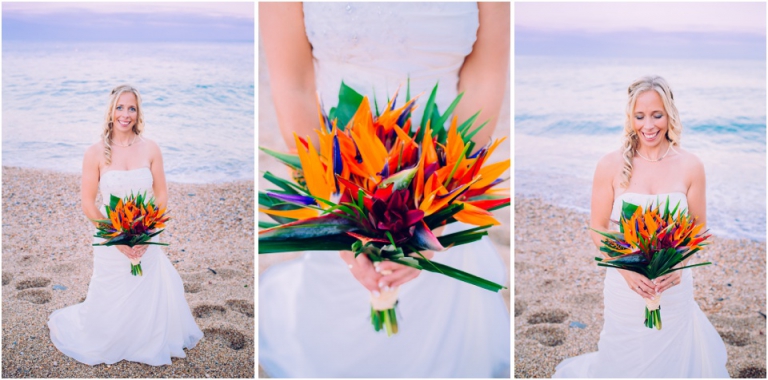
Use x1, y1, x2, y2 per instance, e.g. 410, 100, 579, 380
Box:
2, 166, 255, 378
514, 195, 766, 378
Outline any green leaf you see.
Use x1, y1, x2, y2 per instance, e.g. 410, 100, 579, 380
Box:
436, 92, 464, 131
258, 235, 355, 254
259, 213, 357, 241
259, 147, 302, 171
263, 171, 303, 195
621, 201, 639, 222
109, 194, 121, 210
416, 83, 439, 143
463, 120, 489, 143
334, 81, 365, 131
458, 111, 481, 136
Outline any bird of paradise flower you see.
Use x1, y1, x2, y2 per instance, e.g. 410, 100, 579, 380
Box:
92, 192, 170, 276
259, 81, 510, 336
593, 197, 711, 329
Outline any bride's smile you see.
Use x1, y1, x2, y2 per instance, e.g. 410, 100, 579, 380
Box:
632, 90, 669, 153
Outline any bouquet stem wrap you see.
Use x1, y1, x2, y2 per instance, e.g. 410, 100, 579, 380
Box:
370, 287, 399, 336
644, 293, 662, 330
129, 258, 143, 277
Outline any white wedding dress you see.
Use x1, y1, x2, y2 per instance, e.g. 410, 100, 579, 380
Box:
553, 192, 729, 378
48, 167, 203, 366
259, 2, 510, 378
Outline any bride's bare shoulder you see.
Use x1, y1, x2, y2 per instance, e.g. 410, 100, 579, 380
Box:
595, 149, 624, 172
674, 147, 705, 172
84, 140, 105, 159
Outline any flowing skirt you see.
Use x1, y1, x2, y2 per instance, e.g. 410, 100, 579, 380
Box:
553, 268, 729, 378
48, 240, 203, 366
259, 223, 511, 377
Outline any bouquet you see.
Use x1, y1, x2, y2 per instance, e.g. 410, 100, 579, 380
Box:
92, 192, 170, 276
592, 197, 711, 329
259, 81, 510, 336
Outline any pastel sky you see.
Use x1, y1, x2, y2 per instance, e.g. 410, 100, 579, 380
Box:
3, 2, 254, 42
516, 2, 766, 60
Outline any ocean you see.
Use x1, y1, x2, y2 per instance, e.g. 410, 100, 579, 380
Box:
515, 56, 766, 241
2, 41, 254, 183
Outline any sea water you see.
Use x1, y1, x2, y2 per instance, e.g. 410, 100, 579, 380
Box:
515, 56, 766, 241
2, 41, 254, 183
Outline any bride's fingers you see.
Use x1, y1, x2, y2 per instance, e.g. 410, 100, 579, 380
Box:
634, 282, 656, 299
376, 261, 406, 273
380, 267, 420, 289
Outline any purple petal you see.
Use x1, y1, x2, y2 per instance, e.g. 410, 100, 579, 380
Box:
404, 210, 425, 227
266, 192, 316, 206
411, 221, 445, 251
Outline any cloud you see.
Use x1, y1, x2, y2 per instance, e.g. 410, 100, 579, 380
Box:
515, 27, 766, 60
3, 3, 254, 42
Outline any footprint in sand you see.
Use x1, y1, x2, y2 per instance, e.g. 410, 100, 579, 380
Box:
527, 309, 569, 324
203, 327, 248, 350
193, 304, 226, 318
514, 299, 526, 317
226, 299, 254, 318
523, 325, 567, 347
2, 272, 12, 286
15, 277, 51, 290
183, 282, 202, 294
17, 289, 52, 304
737, 366, 766, 378
718, 330, 751, 346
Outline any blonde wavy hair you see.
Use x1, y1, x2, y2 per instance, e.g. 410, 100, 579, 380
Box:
620, 76, 682, 187
101, 84, 145, 165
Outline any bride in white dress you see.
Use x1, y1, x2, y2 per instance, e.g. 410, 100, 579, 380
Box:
48, 84, 203, 366
259, 2, 510, 377
553, 76, 728, 377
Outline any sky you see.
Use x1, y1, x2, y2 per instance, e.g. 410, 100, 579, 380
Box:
3, 2, 254, 43
516, 2, 766, 60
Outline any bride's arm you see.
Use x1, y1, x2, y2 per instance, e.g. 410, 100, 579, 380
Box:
81, 143, 106, 226
591, 151, 657, 299
654, 153, 706, 294
148, 139, 168, 210
260, 2, 321, 149
590, 152, 618, 250
455, 2, 510, 148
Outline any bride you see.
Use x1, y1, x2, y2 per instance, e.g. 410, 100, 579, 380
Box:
259, 2, 510, 377
553, 76, 728, 377
47, 84, 203, 366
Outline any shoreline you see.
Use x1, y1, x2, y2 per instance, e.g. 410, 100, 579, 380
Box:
2, 166, 255, 378
514, 195, 766, 378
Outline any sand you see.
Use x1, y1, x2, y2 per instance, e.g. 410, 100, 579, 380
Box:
514, 195, 766, 378
2, 166, 255, 378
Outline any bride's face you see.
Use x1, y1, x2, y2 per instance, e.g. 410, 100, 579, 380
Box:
112, 92, 138, 134
632, 90, 668, 149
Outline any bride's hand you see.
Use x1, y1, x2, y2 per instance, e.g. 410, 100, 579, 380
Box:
132, 245, 149, 260
340, 251, 383, 295
654, 270, 682, 294
115, 245, 137, 261
376, 250, 435, 290
618, 269, 657, 299
376, 225, 444, 290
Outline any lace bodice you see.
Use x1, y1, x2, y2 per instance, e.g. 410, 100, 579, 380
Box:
303, 2, 479, 121
99, 167, 154, 206
611, 192, 688, 223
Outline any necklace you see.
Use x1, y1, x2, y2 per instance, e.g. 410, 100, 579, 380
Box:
111, 134, 138, 147
636, 143, 672, 162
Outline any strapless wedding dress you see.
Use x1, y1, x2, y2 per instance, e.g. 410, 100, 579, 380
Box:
259, 2, 510, 377
48, 167, 203, 366
553, 192, 729, 377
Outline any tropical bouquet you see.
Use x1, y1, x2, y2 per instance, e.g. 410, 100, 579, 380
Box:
593, 197, 711, 330
259, 81, 510, 336
92, 192, 170, 276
